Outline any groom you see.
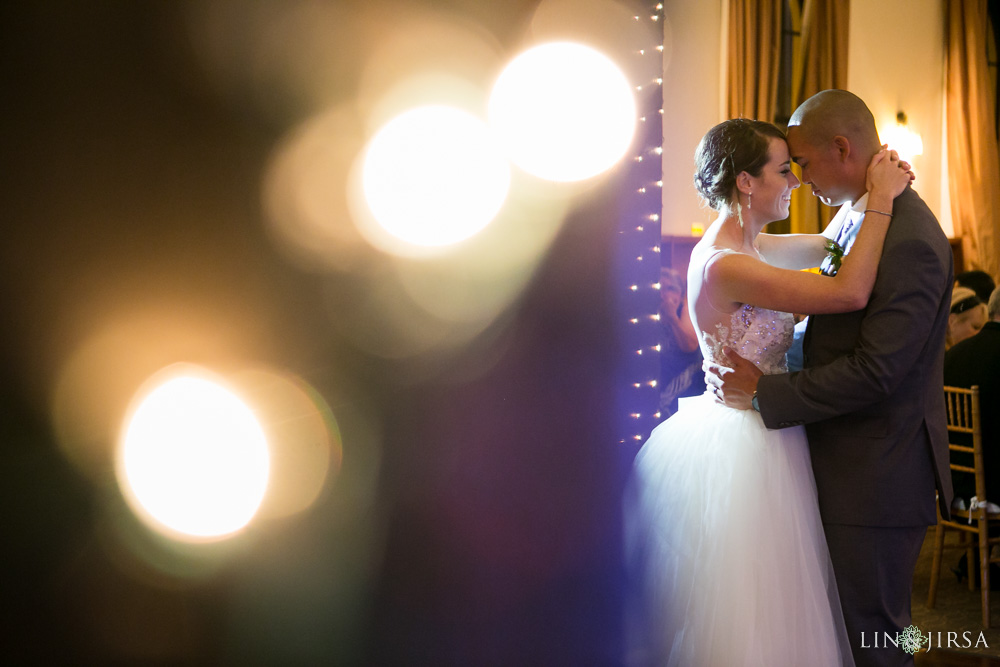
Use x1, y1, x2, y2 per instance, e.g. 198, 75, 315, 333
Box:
706, 90, 953, 667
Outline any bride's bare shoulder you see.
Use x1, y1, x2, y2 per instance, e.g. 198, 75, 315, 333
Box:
689, 238, 740, 272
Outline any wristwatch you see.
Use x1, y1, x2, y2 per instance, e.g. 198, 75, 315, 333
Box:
751, 390, 760, 412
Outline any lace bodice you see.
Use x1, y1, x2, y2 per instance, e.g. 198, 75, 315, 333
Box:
699, 304, 796, 375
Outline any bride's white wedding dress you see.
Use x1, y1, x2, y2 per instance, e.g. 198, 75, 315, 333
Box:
625, 302, 854, 667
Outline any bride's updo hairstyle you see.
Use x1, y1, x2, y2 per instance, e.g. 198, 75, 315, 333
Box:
694, 119, 786, 213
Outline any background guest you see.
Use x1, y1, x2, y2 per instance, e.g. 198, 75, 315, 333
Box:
945, 286, 1000, 583
657, 267, 704, 419
948, 285, 988, 349
956, 269, 997, 304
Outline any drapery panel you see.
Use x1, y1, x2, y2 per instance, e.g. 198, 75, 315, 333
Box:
946, 0, 1000, 278
725, 0, 782, 122
788, 0, 849, 234
725, 0, 849, 234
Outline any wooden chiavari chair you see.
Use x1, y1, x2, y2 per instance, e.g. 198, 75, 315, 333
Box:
927, 386, 998, 628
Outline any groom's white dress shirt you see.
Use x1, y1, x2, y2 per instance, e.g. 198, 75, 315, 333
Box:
786, 193, 871, 372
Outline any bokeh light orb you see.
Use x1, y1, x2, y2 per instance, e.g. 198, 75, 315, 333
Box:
488, 41, 636, 182
361, 105, 510, 247
233, 367, 341, 520
117, 367, 270, 541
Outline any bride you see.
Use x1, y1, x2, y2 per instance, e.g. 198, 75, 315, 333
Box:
625, 118, 911, 667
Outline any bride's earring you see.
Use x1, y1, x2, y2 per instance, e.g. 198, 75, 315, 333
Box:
748, 191, 752, 210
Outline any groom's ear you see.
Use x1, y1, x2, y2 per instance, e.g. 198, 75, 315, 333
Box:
832, 135, 851, 162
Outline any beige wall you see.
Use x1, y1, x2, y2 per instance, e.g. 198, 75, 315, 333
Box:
847, 0, 950, 234
661, 0, 951, 237
660, 0, 724, 236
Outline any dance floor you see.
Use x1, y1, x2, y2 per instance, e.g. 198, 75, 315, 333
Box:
912, 527, 1000, 664
916, 651, 1000, 666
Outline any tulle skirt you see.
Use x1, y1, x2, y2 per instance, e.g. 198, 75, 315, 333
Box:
624, 392, 853, 667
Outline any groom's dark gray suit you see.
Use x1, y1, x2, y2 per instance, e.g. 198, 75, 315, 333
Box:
756, 185, 953, 666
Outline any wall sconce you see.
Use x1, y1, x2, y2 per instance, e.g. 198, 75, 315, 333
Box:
884, 111, 923, 163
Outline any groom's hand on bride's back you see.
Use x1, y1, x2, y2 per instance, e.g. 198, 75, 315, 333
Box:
703, 347, 763, 410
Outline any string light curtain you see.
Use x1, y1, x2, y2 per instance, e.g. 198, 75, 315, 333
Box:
618, 2, 664, 447
725, 0, 782, 122
946, 0, 1000, 278
788, 0, 850, 234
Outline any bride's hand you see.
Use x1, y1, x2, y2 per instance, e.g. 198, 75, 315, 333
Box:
866, 145, 912, 198
898, 157, 916, 182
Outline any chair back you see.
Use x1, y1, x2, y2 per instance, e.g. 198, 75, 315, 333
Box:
945, 385, 985, 513
928, 385, 993, 627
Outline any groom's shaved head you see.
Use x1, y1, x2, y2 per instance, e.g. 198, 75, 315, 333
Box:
788, 89, 881, 156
